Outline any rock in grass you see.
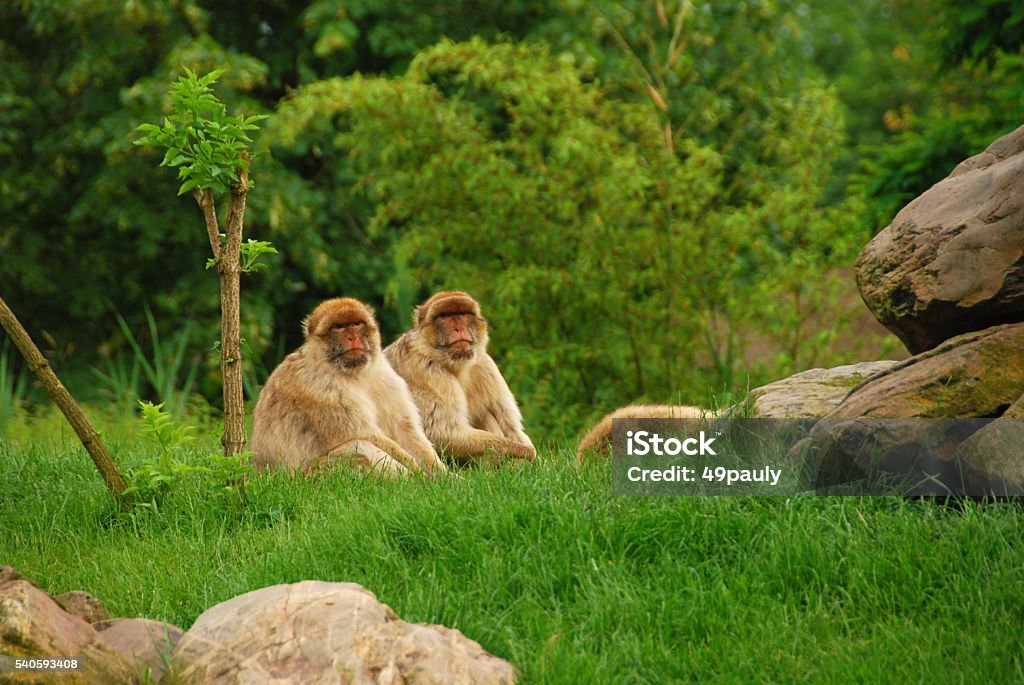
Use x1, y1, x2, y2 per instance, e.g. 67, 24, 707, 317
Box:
824, 323, 1024, 419
53, 590, 110, 624
0, 579, 136, 684
856, 124, 1024, 354
163, 580, 517, 684
93, 617, 184, 683
802, 323, 1024, 495
954, 417, 1024, 496
739, 361, 899, 418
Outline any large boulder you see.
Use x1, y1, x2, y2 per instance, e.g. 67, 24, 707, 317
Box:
954, 417, 1024, 495
822, 323, 1024, 419
163, 581, 517, 684
739, 361, 898, 418
856, 124, 1024, 353
93, 618, 184, 683
0, 579, 136, 684
1003, 392, 1024, 418
802, 323, 1024, 495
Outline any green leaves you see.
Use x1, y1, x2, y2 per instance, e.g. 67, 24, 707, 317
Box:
134, 67, 268, 196
240, 239, 279, 273
206, 238, 279, 272
138, 399, 196, 456
125, 401, 253, 511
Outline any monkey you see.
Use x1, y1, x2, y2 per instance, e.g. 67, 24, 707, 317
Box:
576, 404, 716, 460
249, 297, 447, 477
384, 291, 536, 466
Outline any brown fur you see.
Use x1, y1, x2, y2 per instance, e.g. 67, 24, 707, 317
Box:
249, 298, 446, 476
384, 291, 536, 466
576, 404, 715, 460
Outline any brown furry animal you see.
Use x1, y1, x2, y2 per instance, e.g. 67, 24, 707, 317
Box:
384, 291, 535, 466
576, 404, 715, 460
249, 298, 446, 476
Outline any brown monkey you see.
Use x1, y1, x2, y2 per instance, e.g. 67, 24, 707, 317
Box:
384, 291, 536, 466
576, 404, 716, 460
249, 298, 447, 477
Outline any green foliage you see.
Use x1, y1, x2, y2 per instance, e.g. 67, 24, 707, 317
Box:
270, 36, 862, 436
135, 67, 267, 196
138, 399, 197, 457
2, 0, 925, 438
825, 0, 1024, 230
207, 238, 279, 273
0, 341, 29, 433
123, 400, 200, 509
109, 306, 200, 416
936, 0, 1024, 68
90, 352, 142, 416
123, 400, 251, 511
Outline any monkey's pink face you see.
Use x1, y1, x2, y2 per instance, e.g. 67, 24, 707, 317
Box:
434, 312, 478, 361
325, 318, 375, 369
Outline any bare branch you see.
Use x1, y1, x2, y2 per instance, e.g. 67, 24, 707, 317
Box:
0, 296, 127, 504
194, 188, 222, 259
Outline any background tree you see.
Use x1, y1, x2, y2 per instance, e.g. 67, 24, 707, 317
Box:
136, 68, 268, 456
9, 0, 1003, 442
269, 34, 862, 436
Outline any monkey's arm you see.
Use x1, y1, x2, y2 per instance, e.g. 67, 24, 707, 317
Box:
437, 428, 536, 466
305, 435, 423, 475
408, 373, 534, 466
393, 420, 448, 473
467, 356, 536, 456
374, 369, 448, 474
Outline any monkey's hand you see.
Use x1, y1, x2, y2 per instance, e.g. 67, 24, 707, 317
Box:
508, 442, 536, 461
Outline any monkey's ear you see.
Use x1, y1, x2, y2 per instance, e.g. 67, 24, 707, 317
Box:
301, 314, 313, 339
413, 304, 424, 326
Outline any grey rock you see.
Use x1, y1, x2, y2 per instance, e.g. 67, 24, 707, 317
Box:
164, 580, 517, 684
857, 124, 1024, 353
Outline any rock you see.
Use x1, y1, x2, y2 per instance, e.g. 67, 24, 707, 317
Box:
801, 417, 983, 495
0, 565, 29, 587
822, 323, 1024, 418
53, 591, 110, 624
93, 618, 184, 683
856, 124, 1024, 353
801, 324, 1024, 495
0, 579, 136, 684
1003, 392, 1024, 418
739, 361, 898, 418
163, 580, 517, 685
954, 418, 1024, 496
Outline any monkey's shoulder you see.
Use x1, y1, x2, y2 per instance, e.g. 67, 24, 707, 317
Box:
258, 351, 366, 406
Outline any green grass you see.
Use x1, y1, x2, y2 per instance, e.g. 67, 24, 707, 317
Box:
2, 414, 1023, 683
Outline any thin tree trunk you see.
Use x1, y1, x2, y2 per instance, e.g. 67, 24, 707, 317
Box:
0, 296, 127, 502
219, 158, 248, 457
192, 163, 249, 458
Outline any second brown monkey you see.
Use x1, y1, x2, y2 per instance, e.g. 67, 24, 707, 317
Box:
384, 291, 536, 466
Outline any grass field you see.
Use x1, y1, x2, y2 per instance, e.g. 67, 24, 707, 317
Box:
2, 411, 1023, 683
